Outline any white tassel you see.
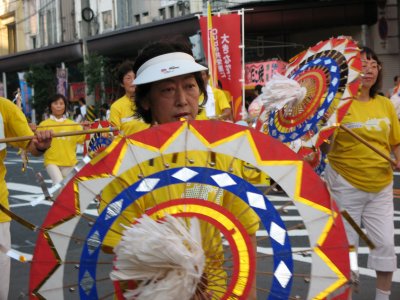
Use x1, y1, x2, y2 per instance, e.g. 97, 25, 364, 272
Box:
259, 73, 307, 112
110, 215, 205, 300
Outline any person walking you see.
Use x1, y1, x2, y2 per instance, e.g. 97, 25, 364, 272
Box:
325, 46, 400, 300
0, 97, 52, 300
37, 94, 85, 185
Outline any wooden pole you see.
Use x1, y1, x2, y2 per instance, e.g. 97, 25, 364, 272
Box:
36, 122, 96, 128
0, 127, 117, 144
338, 124, 397, 165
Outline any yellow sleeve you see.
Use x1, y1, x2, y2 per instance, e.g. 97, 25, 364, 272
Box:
3, 99, 33, 149
213, 88, 231, 116
110, 103, 122, 129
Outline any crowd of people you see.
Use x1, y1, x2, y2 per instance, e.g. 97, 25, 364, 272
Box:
0, 38, 399, 300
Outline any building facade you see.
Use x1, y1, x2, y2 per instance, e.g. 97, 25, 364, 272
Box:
0, 0, 398, 100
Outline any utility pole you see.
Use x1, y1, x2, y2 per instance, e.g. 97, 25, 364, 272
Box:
81, 0, 94, 106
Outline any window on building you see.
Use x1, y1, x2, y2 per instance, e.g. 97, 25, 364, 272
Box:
135, 14, 140, 26
159, 8, 166, 20
169, 6, 175, 18
127, 0, 134, 26
39, 10, 45, 46
47, 9, 55, 44
103, 10, 113, 31
31, 36, 37, 49
7, 23, 16, 54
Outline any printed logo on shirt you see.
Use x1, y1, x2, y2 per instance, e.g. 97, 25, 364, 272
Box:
345, 117, 390, 131
121, 116, 134, 123
345, 122, 362, 129
364, 117, 390, 131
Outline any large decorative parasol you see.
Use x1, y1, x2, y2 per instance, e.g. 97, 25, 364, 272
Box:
256, 37, 362, 150
83, 120, 116, 158
23, 120, 351, 300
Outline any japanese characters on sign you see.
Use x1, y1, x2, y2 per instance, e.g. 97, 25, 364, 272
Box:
245, 61, 287, 87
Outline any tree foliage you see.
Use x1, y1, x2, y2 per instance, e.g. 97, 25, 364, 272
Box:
78, 53, 110, 102
25, 65, 56, 121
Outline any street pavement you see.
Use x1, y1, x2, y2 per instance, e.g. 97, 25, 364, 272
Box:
4, 147, 400, 299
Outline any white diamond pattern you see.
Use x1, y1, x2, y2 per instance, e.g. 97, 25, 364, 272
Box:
211, 173, 237, 187
274, 261, 292, 288
87, 231, 101, 255
331, 77, 338, 86
105, 199, 123, 220
136, 178, 160, 192
80, 270, 95, 295
247, 192, 266, 210
172, 167, 198, 182
269, 222, 287, 245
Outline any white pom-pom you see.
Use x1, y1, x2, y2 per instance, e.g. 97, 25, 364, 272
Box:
110, 215, 204, 300
259, 73, 307, 112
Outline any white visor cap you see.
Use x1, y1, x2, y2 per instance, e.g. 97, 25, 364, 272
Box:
134, 52, 207, 85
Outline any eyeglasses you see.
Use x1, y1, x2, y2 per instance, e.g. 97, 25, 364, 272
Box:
361, 60, 381, 71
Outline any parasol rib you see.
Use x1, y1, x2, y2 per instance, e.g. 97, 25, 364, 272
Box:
0, 127, 117, 144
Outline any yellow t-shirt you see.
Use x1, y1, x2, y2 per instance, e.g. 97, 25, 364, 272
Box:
38, 118, 84, 167
197, 87, 232, 120
120, 120, 150, 136
110, 95, 149, 133
0, 98, 33, 222
328, 95, 400, 192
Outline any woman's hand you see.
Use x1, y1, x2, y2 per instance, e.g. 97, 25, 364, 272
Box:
29, 129, 53, 156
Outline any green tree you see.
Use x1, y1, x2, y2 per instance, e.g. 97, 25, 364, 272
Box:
78, 53, 112, 119
25, 65, 56, 122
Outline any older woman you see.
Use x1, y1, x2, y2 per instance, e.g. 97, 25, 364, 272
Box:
101, 41, 258, 299
325, 46, 400, 300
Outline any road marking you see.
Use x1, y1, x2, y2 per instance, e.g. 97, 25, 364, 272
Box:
6, 183, 42, 194
256, 246, 400, 282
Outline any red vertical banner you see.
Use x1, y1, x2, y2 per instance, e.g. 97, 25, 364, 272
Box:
199, 14, 243, 121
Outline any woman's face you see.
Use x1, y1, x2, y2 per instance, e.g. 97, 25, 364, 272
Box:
361, 53, 380, 90
51, 98, 66, 118
121, 71, 136, 97
143, 74, 200, 124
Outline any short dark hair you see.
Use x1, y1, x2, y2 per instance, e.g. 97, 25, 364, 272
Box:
48, 94, 68, 115
394, 75, 398, 82
78, 97, 86, 105
117, 60, 135, 84
116, 60, 135, 98
255, 84, 263, 95
360, 46, 382, 98
133, 41, 207, 124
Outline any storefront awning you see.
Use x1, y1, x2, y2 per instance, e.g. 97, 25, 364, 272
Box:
86, 14, 200, 59
0, 41, 82, 73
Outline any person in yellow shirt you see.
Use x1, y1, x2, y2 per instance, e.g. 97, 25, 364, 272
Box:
37, 94, 85, 185
0, 97, 52, 299
110, 60, 149, 134
326, 47, 400, 300
197, 69, 233, 121
100, 41, 258, 299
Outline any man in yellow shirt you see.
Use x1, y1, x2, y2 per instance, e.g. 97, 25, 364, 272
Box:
0, 97, 52, 299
